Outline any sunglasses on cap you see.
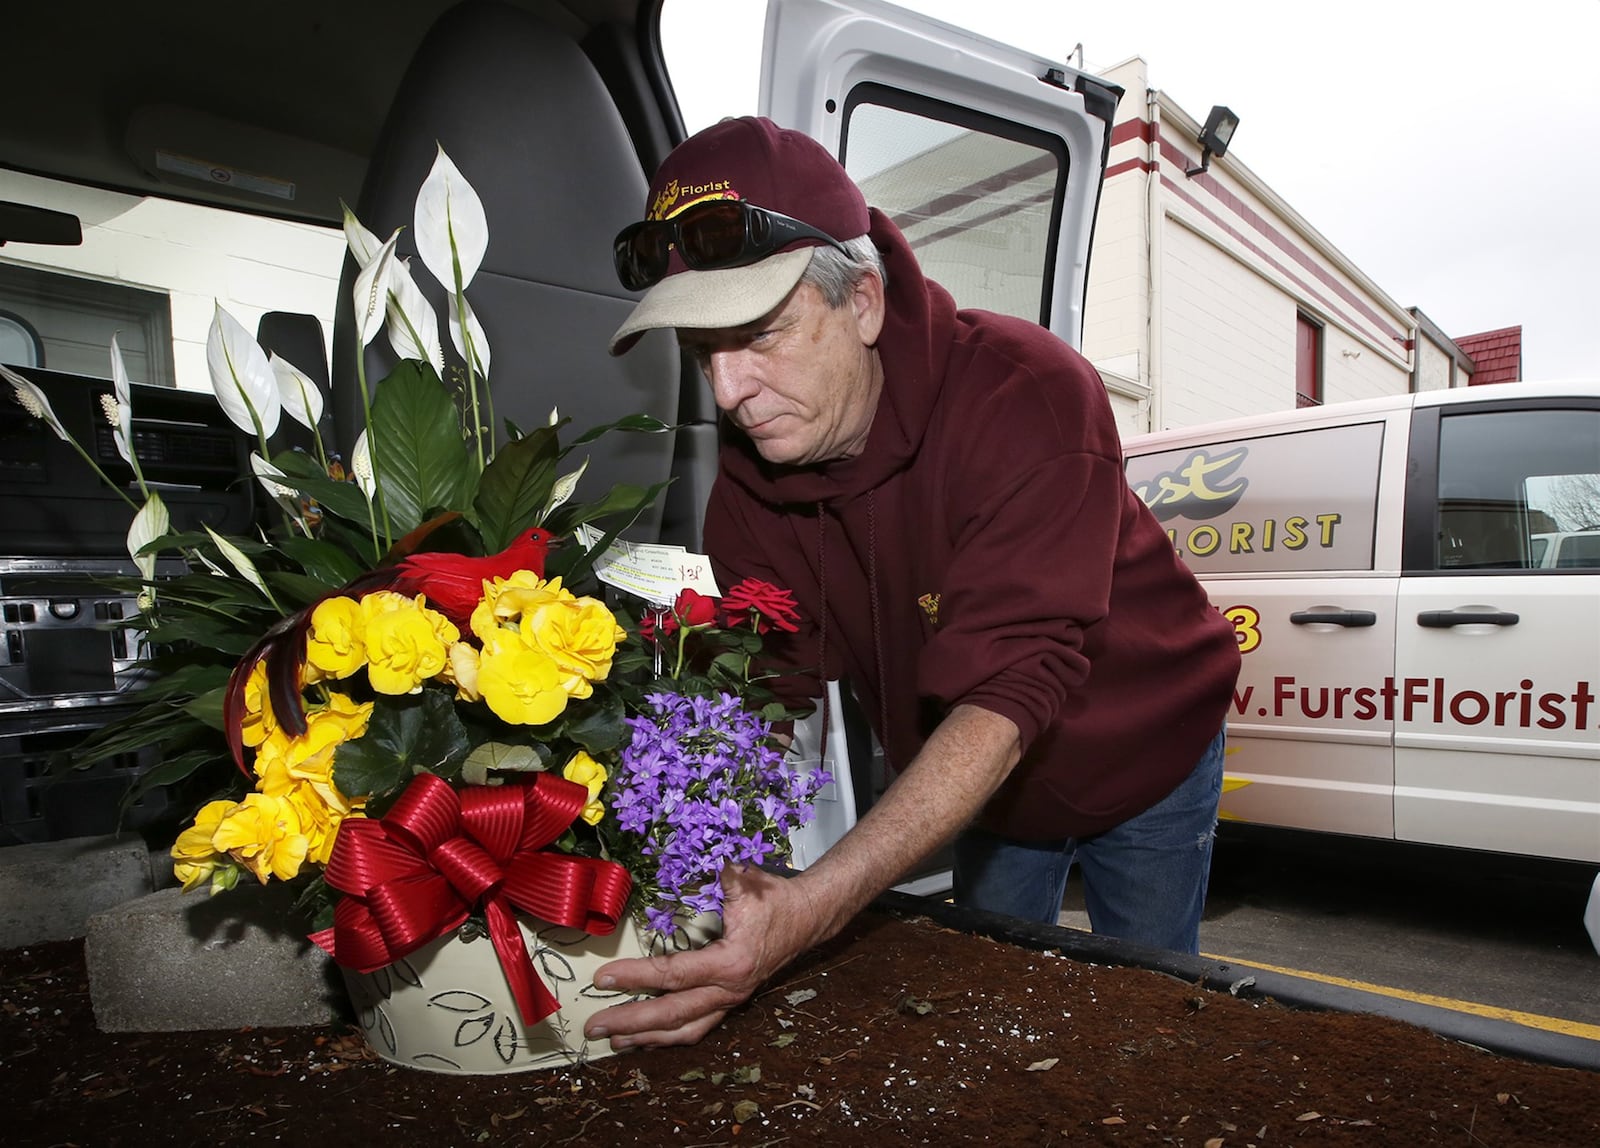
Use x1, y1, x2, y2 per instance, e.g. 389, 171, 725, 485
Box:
612, 199, 850, 292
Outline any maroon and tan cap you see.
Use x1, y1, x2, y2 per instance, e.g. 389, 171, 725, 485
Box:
610, 116, 869, 355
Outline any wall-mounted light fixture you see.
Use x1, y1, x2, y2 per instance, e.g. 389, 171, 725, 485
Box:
1185, 105, 1240, 178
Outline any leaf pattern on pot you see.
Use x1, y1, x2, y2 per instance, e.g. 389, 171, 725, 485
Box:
453, 1013, 495, 1048
375, 1006, 397, 1056
413, 1052, 464, 1070
430, 990, 494, 1013
392, 958, 423, 989
534, 945, 577, 990
494, 1017, 522, 1064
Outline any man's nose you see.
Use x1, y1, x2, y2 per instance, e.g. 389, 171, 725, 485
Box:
706, 351, 759, 412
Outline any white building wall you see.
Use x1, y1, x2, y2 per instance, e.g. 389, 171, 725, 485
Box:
1160, 220, 1295, 424
1414, 338, 1453, 391
0, 170, 344, 392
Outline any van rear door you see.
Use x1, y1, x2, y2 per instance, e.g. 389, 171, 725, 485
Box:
760, 0, 1118, 883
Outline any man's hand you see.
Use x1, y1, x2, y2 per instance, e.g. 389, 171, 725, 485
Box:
584, 863, 828, 1049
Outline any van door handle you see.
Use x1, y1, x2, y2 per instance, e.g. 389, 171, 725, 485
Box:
1416, 609, 1520, 628
1289, 609, 1377, 627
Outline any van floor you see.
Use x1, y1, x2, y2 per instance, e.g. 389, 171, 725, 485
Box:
6, 910, 1597, 1146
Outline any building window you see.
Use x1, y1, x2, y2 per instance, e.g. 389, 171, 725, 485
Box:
0, 263, 174, 386
0, 310, 44, 368
1295, 313, 1322, 408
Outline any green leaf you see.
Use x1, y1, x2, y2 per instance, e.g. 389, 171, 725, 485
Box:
120, 749, 229, 808
472, 425, 560, 553
369, 360, 478, 534
262, 451, 378, 533
461, 741, 547, 785
563, 413, 674, 454
182, 686, 227, 730
266, 569, 343, 609
558, 692, 627, 755
274, 535, 368, 589
544, 480, 672, 540
333, 692, 470, 801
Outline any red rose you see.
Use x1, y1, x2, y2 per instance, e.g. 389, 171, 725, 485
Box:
673, 588, 718, 629
721, 578, 800, 633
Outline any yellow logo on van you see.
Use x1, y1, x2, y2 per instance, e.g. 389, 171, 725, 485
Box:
1131, 447, 1249, 522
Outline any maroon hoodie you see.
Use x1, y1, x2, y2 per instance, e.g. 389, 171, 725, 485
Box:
703, 210, 1241, 840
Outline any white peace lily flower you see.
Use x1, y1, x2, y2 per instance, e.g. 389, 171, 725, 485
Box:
548, 406, 560, 426
350, 431, 376, 501
546, 456, 589, 518
341, 202, 384, 267
415, 145, 488, 293
386, 258, 444, 370
353, 232, 400, 348
127, 490, 169, 586
447, 293, 490, 377
249, 452, 310, 533
108, 334, 135, 463
206, 304, 281, 437
2, 363, 69, 440
270, 353, 324, 431
249, 451, 299, 501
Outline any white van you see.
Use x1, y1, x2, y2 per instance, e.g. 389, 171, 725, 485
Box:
1121, 381, 1600, 866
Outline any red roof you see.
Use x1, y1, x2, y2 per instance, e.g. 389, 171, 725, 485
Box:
1455, 326, 1522, 385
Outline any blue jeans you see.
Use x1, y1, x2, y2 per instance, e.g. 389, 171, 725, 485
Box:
952, 727, 1226, 954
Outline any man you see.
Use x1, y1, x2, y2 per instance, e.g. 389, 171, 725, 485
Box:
590, 117, 1241, 1050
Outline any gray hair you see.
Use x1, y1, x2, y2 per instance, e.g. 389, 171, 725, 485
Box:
800, 235, 887, 308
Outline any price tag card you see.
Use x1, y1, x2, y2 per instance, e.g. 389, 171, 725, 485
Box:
576, 526, 722, 604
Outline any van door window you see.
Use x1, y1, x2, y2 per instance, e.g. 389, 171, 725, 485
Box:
1124, 422, 1384, 574
841, 85, 1066, 327
1434, 407, 1600, 571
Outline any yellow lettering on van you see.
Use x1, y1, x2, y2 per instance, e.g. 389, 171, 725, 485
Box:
1230, 522, 1254, 553
1317, 513, 1341, 546
1282, 516, 1309, 550
1188, 525, 1221, 556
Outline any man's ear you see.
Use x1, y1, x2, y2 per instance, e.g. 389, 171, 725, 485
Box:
851, 270, 887, 347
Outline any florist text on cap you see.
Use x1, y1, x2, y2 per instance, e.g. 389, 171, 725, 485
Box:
591, 117, 1241, 1050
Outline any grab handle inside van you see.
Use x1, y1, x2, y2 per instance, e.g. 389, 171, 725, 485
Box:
1415, 610, 1521, 628
1289, 609, 1377, 627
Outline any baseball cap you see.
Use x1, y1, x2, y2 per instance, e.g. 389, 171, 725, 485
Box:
609, 116, 870, 355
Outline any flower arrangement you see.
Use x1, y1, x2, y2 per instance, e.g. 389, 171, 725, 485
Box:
1, 149, 826, 1026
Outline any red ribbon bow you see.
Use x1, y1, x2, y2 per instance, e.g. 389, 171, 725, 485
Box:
308, 772, 632, 1026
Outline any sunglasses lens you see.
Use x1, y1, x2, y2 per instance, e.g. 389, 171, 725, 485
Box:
614, 222, 671, 291
678, 202, 751, 268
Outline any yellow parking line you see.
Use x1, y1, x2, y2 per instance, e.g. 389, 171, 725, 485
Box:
1200, 952, 1600, 1042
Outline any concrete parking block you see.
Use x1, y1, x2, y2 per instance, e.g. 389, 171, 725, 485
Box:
0, 835, 153, 947
85, 884, 344, 1032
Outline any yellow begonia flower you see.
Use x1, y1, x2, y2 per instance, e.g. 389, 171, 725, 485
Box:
305, 596, 367, 680
285, 781, 363, 866
442, 641, 482, 702
470, 570, 565, 643
523, 592, 625, 699
239, 661, 277, 748
476, 629, 569, 725
360, 592, 458, 695
210, 792, 312, 884
562, 751, 608, 826
171, 799, 238, 891
255, 692, 373, 815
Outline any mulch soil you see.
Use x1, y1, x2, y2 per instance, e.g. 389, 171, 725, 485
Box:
4, 910, 1598, 1147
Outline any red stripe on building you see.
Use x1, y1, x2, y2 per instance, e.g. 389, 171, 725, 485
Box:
1104, 156, 1156, 179
1157, 134, 1407, 348
1160, 172, 1407, 351
1109, 118, 1154, 147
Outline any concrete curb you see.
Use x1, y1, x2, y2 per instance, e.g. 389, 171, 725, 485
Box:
85, 884, 345, 1032
0, 835, 153, 947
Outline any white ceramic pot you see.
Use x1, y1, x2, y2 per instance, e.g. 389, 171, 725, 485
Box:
341, 913, 715, 1074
